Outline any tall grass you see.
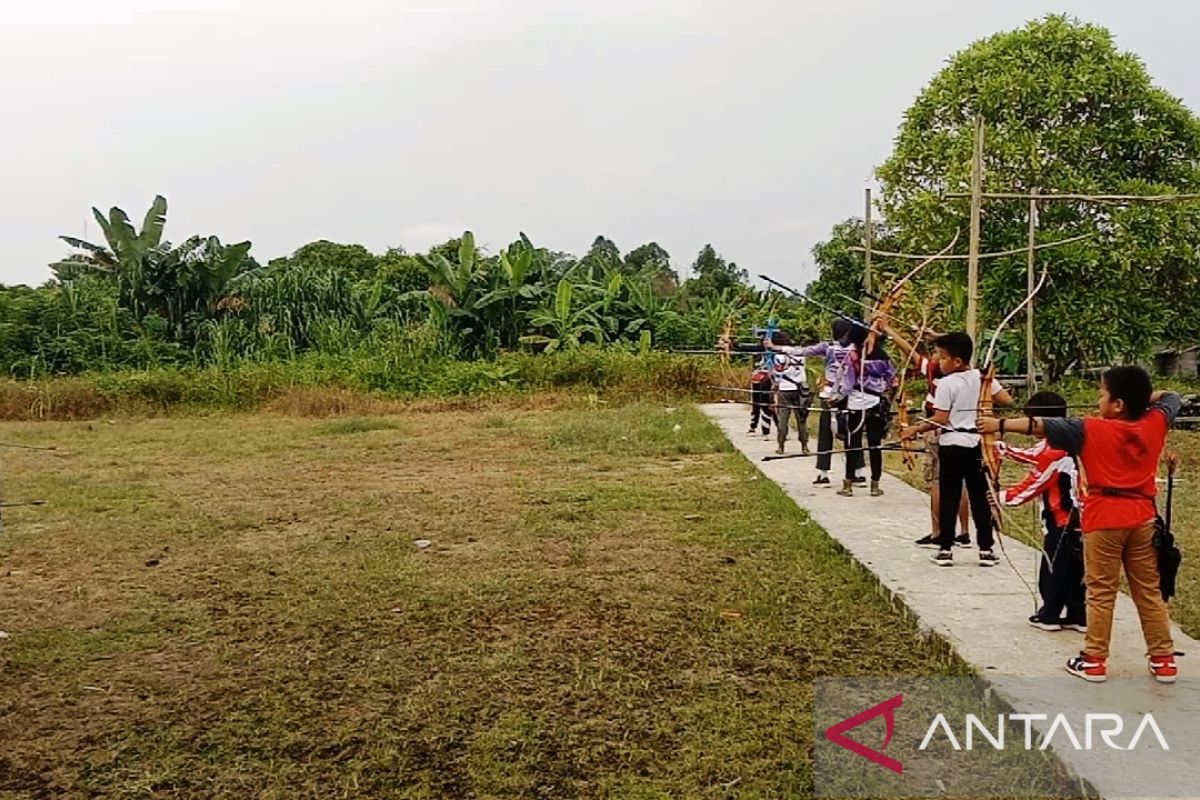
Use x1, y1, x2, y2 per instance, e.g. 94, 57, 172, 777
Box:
0, 345, 725, 420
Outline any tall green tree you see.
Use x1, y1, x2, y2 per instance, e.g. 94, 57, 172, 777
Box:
272, 241, 379, 280
877, 15, 1200, 377
680, 244, 749, 304
623, 242, 677, 289
578, 235, 622, 280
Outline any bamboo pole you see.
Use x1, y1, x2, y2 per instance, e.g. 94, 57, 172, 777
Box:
1026, 194, 1038, 392
848, 232, 1092, 261
863, 188, 873, 297
966, 115, 984, 344
944, 190, 1200, 202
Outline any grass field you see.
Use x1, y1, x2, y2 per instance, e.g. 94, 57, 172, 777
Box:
0, 403, 987, 799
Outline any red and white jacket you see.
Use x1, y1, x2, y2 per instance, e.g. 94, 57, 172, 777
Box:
994, 439, 1082, 532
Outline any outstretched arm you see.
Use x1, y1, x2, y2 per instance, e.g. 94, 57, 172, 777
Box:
882, 324, 917, 360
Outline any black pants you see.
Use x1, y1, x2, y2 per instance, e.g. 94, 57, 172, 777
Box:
1037, 523, 1086, 624
817, 398, 862, 473
775, 387, 811, 450
749, 378, 775, 433
936, 444, 994, 551
845, 404, 887, 481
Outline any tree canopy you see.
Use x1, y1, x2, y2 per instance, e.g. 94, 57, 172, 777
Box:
873, 14, 1200, 376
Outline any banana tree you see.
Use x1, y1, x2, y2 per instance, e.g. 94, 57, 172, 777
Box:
146, 236, 253, 337
520, 279, 606, 352
54, 195, 168, 319
473, 234, 546, 348
415, 231, 501, 353
623, 271, 682, 341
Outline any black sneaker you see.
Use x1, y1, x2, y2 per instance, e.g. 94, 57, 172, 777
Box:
914, 535, 940, 548
955, 534, 972, 548
1029, 615, 1063, 631
978, 550, 999, 567
852, 476, 867, 485
931, 550, 953, 566
813, 475, 831, 486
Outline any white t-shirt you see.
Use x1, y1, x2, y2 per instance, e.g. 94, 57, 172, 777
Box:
772, 349, 808, 392
932, 369, 1003, 448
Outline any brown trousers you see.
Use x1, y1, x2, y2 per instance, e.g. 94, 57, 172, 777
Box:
1083, 521, 1174, 660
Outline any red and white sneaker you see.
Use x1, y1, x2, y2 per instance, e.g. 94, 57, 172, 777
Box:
1149, 654, 1178, 684
1066, 652, 1107, 683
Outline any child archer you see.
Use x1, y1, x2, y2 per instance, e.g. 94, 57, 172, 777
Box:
979, 367, 1181, 684
885, 322, 971, 546
993, 392, 1086, 632
900, 332, 1012, 567
747, 358, 774, 438
768, 319, 861, 485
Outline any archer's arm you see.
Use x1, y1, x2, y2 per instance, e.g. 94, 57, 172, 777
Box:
882, 324, 917, 360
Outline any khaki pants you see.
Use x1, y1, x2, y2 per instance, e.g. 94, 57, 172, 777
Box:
1083, 521, 1174, 660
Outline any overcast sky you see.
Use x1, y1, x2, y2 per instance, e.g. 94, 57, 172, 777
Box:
3, 0, 1197, 289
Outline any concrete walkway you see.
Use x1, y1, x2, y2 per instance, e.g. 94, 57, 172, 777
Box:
701, 402, 1200, 799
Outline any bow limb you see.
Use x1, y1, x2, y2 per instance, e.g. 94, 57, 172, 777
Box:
895, 300, 932, 471
857, 231, 959, 437
977, 268, 1051, 610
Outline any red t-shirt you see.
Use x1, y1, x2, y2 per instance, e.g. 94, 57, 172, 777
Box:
1045, 395, 1180, 532
1050, 411, 1168, 531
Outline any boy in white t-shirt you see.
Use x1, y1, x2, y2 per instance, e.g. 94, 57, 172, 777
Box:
901, 332, 1011, 567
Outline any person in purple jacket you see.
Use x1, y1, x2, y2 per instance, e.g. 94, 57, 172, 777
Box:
839, 336, 896, 497
767, 320, 861, 486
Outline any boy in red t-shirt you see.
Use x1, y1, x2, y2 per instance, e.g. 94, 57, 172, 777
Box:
978, 367, 1180, 684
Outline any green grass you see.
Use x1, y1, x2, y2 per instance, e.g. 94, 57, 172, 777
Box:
0, 402, 1067, 798
313, 416, 401, 436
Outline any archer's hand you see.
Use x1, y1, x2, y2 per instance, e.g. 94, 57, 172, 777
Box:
976, 416, 1001, 435
899, 425, 922, 442
761, 337, 776, 350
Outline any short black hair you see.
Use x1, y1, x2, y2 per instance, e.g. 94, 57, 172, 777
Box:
1025, 391, 1067, 418
933, 331, 974, 364
771, 331, 794, 347
1102, 365, 1153, 419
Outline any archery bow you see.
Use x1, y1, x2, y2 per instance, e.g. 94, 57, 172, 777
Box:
716, 316, 735, 382
893, 295, 935, 471
854, 231, 962, 437
979, 266, 1050, 608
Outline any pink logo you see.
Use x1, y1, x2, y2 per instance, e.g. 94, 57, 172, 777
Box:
823, 694, 904, 774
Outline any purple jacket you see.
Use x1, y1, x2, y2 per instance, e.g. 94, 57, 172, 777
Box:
793, 341, 856, 397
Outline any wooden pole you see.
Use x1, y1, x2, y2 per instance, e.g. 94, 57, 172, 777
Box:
966, 115, 984, 345
1026, 194, 1038, 392
847, 232, 1091, 261
944, 190, 1200, 202
863, 187, 873, 297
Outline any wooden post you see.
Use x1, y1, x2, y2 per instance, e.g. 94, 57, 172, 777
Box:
966, 115, 984, 345
863, 187, 873, 297
1026, 194, 1038, 391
